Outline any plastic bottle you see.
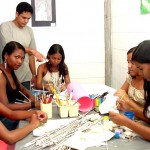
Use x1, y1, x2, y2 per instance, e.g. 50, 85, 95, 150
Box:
103, 116, 110, 130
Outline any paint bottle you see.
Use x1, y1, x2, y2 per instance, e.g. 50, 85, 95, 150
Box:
114, 129, 120, 139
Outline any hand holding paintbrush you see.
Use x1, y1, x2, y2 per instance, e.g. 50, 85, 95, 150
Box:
116, 94, 125, 109
115, 89, 135, 111
114, 89, 128, 109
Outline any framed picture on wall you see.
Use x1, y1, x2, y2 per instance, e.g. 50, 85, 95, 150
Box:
31, 0, 56, 27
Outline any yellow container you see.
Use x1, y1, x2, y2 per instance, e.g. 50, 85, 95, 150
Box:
40, 102, 52, 119
56, 100, 79, 118
57, 105, 69, 118
69, 103, 79, 117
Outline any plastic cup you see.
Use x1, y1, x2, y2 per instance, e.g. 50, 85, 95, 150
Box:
40, 102, 52, 119
124, 111, 134, 120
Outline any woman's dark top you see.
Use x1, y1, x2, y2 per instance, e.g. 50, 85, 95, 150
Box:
0, 68, 20, 130
0, 68, 19, 103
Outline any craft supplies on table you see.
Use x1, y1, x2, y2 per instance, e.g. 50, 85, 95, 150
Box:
40, 102, 52, 118
24, 113, 115, 150
67, 82, 89, 100
77, 96, 93, 112
89, 92, 109, 113
16, 84, 147, 150
50, 86, 80, 118
99, 94, 119, 114
39, 90, 53, 118
56, 100, 80, 118
124, 111, 134, 120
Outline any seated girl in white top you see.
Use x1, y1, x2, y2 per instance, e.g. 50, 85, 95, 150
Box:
36, 44, 70, 93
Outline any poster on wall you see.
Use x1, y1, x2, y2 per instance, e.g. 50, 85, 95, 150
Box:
31, 0, 56, 27
141, 0, 150, 14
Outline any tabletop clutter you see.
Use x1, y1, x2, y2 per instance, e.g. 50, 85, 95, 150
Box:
27, 83, 137, 150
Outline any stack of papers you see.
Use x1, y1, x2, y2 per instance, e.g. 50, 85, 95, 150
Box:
33, 118, 75, 136
33, 118, 114, 150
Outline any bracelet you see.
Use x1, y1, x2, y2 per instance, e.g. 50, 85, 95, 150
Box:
31, 102, 35, 108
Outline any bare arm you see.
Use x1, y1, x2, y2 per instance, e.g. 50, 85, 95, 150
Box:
120, 80, 129, 93
19, 81, 35, 101
0, 102, 47, 122
116, 92, 149, 123
109, 111, 150, 141
0, 114, 40, 144
36, 64, 45, 90
61, 74, 71, 91
28, 55, 36, 75
5, 101, 40, 111
0, 103, 35, 120
26, 47, 45, 62
0, 73, 40, 110
127, 100, 149, 122
28, 53, 37, 89
114, 81, 129, 97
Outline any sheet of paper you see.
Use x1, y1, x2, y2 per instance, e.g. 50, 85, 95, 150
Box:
99, 94, 119, 114
64, 129, 114, 150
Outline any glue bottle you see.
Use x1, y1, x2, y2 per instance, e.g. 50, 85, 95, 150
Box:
103, 116, 110, 130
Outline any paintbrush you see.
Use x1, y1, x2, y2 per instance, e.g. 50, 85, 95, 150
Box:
18, 90, 31, 102
116, 94, 125, 108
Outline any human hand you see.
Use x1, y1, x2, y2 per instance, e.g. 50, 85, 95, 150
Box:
36, 110, 48, 123
60, 84, 66, 91
32, 50, 46, 62
44, 83, 53, 92
114, 89, 128, 100
31, 76, 37, 88
29, 114, 40, 128
109, 111, 129, 126
114, 89, 130, 109
117, 98, 138, 112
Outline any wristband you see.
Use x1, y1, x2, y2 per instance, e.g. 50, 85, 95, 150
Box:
31, 102, 35, 108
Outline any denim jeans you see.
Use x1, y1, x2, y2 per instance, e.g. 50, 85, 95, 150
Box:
1, 118, 19, 130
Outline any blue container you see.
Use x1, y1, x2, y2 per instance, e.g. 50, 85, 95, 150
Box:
114, 132, 120, 139
124, 112, 134, 120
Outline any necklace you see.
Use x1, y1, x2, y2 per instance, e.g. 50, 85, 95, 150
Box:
51, 73, 62, 93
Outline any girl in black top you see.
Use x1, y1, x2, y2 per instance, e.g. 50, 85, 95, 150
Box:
0, 41, 41, 130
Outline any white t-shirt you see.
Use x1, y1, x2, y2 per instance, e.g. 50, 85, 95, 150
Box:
0, 21, 36, 82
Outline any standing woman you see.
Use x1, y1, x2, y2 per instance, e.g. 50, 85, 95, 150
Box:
109, 40, 150, 140
0, 41, 40, 130
36, 44, 70, 93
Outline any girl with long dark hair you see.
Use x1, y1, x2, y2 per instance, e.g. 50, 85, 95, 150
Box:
109, 40, 150, 140
36, 44, 70, 93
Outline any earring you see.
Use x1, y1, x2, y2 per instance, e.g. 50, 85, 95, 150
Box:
4, 60, 7, 69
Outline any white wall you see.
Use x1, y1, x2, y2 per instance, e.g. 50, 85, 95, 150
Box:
0, 0, 105, 84
111, 0, 150, 89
